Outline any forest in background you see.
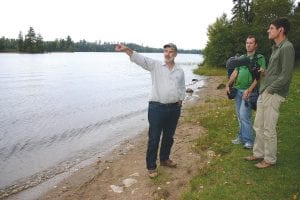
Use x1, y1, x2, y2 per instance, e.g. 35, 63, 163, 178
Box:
0, 28, 200, 54
203, 0, 300, 67
1, 0, 299, 58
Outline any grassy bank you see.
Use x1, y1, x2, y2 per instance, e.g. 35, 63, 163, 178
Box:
182, 65, 300, 200
193, 65, 227, 76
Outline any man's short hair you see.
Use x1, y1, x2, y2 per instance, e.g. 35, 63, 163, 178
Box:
270, 17, 290, 35
163, 43, 177, 52
247, 35, 258, 44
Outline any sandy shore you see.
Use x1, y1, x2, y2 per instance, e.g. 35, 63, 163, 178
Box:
7, 76, 226, 200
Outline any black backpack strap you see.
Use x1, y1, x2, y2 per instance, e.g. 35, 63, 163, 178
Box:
248, 53, 261, 81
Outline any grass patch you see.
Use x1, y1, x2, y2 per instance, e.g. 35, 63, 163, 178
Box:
193, 65, 227, 76
182, 65, 300, 200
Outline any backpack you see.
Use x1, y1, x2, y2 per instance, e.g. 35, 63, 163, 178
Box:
226, 53, 262, 81
240, 53, 263, 110
226, 54, 243, 99
226, 54, 263, 110
226, 54, 240, 79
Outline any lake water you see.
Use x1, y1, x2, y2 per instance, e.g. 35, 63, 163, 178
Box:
0, 52, 204, 195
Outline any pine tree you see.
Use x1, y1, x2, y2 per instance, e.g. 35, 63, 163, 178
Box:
24, 27, 36, 53
0, 37, 5, 51
232, 0, 254, 24
65, 35, 74, 52
17, 31, 24, 52
36, 33, 44, 53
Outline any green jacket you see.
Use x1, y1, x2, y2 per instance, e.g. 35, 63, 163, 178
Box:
260, 39, 295, 97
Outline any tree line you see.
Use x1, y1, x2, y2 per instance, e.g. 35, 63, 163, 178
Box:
203, 0, 300, 67
0, 27, 200, 54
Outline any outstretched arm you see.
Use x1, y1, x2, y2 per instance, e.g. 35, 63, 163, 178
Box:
116, 44, 157, 71
115, 44, 133, 57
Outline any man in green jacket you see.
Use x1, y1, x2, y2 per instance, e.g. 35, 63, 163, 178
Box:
245, 17, 295, 168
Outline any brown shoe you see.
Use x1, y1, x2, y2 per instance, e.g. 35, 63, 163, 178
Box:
255, 160, 274, 169
244, 155, 263, 161
160, 159, 177, 168
148, 169, 158, 178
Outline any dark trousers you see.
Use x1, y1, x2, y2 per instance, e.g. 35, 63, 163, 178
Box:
146, 101, 181, 170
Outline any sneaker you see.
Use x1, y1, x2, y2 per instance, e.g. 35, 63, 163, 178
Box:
148, 169, 158, 178
231, 138, 242, 145
244, 143, 253, 149
160, 159, 177, 168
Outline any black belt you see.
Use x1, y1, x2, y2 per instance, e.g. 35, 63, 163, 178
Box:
149, 101, 179, 106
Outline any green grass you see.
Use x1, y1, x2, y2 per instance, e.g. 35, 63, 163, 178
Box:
193, 65, 227, 76
182, 65, 300, 200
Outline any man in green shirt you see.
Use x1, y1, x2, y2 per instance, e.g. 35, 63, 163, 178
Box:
245, 17, 295, 169
226, 35, 267, 149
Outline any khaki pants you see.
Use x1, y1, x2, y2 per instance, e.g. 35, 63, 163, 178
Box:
253, 91, 285, 164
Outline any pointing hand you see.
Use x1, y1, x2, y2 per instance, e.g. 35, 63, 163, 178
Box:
115, 44, 126, 52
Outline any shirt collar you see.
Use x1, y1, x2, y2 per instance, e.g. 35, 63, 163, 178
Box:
273, 38, 288, 49
162, 63, 178, 71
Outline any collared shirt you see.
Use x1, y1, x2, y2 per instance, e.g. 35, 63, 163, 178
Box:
261, 39, 295, 97
130, 52, 186, 104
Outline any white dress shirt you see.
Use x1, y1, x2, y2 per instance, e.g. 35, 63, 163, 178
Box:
130, 52, 186, 104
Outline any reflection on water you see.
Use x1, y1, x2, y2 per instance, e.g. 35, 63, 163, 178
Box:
0, 52, 204, 196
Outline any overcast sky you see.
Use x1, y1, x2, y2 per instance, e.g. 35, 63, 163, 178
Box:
1, 0, 236, 49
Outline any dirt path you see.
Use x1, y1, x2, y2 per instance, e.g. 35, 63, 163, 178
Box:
38, 76, 226, 200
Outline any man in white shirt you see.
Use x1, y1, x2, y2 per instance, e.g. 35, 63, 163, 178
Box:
115, 43, 185, 178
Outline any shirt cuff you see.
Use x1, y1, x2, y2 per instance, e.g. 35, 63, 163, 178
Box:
129, 51, 138, 62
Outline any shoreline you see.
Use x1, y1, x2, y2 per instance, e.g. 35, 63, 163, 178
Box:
5, 76, 226, 200
1, 77, 204, 199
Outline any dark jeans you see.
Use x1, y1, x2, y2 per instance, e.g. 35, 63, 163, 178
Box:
146, 101, 181, 170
